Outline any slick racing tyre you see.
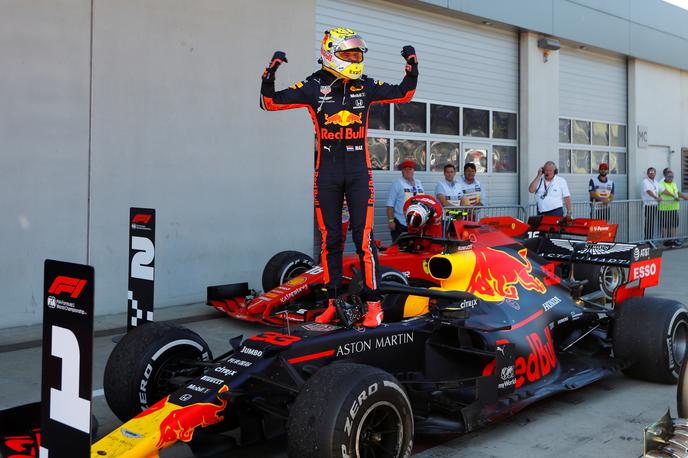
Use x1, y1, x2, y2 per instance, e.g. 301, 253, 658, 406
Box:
348, 265, 409, 297
613, 297, 688, 384
262, 250, 316, 292
575, 264, 627, 299
103, 322, 212, 421
678, 353, 688, 417
287, 363, 413, 458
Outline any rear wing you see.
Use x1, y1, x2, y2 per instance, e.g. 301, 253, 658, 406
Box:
535, 238, 657, 267
526, 216, 617, 242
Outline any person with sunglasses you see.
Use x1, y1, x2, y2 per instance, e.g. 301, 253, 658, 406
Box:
659, 168, 688, 247
528, 161, 571, 218
260, 28, 418, 327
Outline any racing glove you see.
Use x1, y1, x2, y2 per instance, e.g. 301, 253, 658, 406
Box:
262, 51, 288, 82
401, 45, 418, 77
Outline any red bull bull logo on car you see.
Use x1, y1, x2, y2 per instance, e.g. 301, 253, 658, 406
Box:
156, 385, 229, 448
468, 247, 547, 301
324, 110, 362, 126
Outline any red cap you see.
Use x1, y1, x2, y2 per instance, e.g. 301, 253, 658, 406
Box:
400, 160, 416, 169
599, 163, 609, 170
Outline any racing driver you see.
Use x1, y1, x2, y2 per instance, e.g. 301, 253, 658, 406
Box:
260, 27, 418, 327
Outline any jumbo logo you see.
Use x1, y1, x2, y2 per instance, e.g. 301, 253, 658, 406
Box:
483, 326, 557, 388
324, 110, 362, 127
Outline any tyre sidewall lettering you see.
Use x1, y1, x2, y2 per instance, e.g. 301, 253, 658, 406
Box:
136, 340, 209, 410
338, 380, 411, 458
279, 259, 315, 284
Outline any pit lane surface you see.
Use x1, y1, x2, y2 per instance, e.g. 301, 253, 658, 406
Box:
1, 248, 686, 457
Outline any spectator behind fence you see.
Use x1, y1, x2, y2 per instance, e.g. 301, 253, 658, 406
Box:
387, 159, 425, 243
529, 161, 572, 218
435, 164, 463, 207
589, 163, 614, 221
641, 167, 660, 240
659, 168, 688, 247
459, 163, 484, 207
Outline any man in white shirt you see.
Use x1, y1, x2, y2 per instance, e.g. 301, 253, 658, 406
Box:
588, 163, 614, 221
386, 159, 425, 242
528, 161, 572, 218
641, 167, 660, 241
435, 164, 463, 206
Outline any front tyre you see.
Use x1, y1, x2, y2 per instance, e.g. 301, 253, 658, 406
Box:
287, 363, 413, 458
613, 297, 688, 384
103, 322, 212, 421
262, 250, 315, 292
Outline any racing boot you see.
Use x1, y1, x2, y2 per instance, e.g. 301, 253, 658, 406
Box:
315, 299, 337, 324
362, 301, 383, 328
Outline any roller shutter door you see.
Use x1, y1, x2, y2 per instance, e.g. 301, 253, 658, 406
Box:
558, 47, 628, 200
314, 0, 519, 250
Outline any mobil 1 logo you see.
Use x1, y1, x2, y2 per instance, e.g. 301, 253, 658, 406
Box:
41, 260, 94, 458
128, 207, 155, 330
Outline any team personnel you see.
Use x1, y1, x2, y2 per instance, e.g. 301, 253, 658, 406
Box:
641, 167, 660, 240
529, 161, 572, 217
435, 164, 463, 206
659, 168, 688, 247
589, 163, 614, 220
460, 163, 484, 207
260, 27, 418, 327
387, 160, 425, 243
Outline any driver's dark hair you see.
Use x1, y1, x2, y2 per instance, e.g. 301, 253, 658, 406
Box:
647, 167, 656, 174
444, 164, 455, 172
464, 163, 476, 172
663, 167, 672, 177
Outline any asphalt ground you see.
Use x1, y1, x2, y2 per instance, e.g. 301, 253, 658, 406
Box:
1, 247, 686, 457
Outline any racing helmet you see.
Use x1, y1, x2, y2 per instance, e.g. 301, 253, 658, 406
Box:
320, 28, 367, 80
405, 201, 433, 230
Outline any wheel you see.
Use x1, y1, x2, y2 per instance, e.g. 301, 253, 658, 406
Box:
678, 353, 688, 417
575, 264, 626, 299
613, 297, 688, 384
287, 363, 413, 458
348, 265, 409, 297
262, 250, 315, 292
103, 322, 212, 421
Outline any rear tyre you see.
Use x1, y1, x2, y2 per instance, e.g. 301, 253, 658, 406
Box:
613, 297, 688, 384
348, 265, 409, 297
287, 363, 413, 458
678, 354, 688, 417
261, 250, 315, 292
103, 322, 212, 421
575, 264, 626, 299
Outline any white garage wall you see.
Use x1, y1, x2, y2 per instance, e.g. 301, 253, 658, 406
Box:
89, 0, 317, 316
0, 1, 91, 328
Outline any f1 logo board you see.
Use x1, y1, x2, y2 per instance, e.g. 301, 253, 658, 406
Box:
128, 208, 155, 330
41, 260, 94, 457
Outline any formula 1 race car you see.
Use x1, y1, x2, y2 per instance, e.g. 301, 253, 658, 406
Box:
207, 195, 628, 325
92, 216, 686, 458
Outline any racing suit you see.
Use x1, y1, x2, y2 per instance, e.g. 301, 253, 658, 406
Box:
260, 67, 417, 299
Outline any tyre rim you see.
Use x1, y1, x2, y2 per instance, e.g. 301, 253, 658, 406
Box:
672, 319, 688, 369
355, 401, 403, 458
381, 272, 409, 285
280, 264, 312, 284
150, 349, 205, 404
600, 267, 624, 297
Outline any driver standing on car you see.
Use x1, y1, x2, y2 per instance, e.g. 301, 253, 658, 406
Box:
260, 28, 418, 327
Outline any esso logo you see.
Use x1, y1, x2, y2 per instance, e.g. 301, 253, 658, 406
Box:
633, 263, 657, 280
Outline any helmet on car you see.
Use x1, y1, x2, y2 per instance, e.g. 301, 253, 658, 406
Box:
320, 28, 367, 80
405, 201, 433, 230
